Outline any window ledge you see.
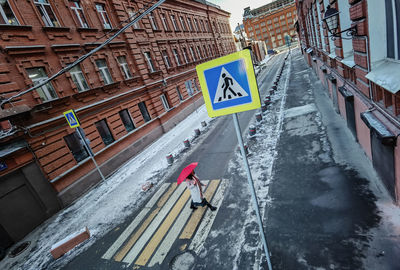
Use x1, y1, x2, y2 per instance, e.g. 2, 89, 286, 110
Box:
153, 29, 162, 32
341, 52, 355, 68
42, 26, 70, 32
102, 28, 119, 32
366, 59, 400, 94
0, 24, 32, 31
77, 27, 98, 33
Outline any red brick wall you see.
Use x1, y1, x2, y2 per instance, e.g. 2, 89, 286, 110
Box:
0, 0, 236, 198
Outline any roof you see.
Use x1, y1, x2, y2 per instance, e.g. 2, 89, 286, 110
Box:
243, 0, 295, 18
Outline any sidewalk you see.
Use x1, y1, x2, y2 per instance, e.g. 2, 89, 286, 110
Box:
0, 104, 213, 270
265, 49, 400, 269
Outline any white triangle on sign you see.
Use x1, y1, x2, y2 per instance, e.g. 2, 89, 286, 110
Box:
213, 67, 248, 104
68, 114, 77, 125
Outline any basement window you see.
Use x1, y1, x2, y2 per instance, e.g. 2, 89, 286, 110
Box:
64, 132, 89, 162
95, 119, 114, 145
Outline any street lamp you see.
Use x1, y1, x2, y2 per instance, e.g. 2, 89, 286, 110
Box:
323, 5, 357, 39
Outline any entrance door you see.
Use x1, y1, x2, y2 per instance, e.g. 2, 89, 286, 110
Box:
331, 82, 339, 113
371, 130, 396, 200
345, 97, 357, 139
0, 166, 46, 243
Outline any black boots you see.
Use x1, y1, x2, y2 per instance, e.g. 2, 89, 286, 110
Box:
206, 202, 217, 211
190, 200, 217, 211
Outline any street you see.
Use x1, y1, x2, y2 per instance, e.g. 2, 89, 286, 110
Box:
4, 48, 400, 270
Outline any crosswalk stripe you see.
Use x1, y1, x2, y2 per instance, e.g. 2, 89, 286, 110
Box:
122, 183, 187, 265
179, 179, 220, 239
114, 183, 178, 262
189, 179, 229, 253
148, 180, 221, 267
135, 189, 191, 266
147, 198, 192, 267
102, 183, 170, 260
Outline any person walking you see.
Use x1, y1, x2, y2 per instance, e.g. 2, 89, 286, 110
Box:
186, 170, 217, 211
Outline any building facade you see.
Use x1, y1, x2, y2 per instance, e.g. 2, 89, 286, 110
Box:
296, 0, 400, 204
243, 0, 297, 50
0, 0, 235, 247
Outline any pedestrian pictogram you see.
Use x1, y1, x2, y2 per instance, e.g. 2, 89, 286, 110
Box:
214, 67, 249, 103
63, 109, 80, 128
196, 50, 260, 117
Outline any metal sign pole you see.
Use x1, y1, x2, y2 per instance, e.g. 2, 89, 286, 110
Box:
76, 127, 106, 182
232, 113, 273, 270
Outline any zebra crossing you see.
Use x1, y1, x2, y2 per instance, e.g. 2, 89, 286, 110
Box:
101, 179, 228, 268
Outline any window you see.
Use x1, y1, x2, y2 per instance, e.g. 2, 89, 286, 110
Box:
189, 47, 196, 61
205, 20, 210, 32
273, 17, 278, 22
208, 44, 213, 56
203, 45, 208, 57
260, 22, 266, 26
162, 50, 172, 68
119, 109, 135, 132
26, 67, 57, 102
34, 0, 59, 27
117, 56, 132, 80
95, 119, 114, 145
0, 0, 19, 25
182, 48, 189, 64
96, 3, 111, 29
280, 15, 285, 19
176, 86, 183, 101
267, 20, 271, 24
148, 12, 158, 30
180, 16, 187, 31
200, 20, 205, 31
287, 12, 292, 17
144, 52, 156, 72
172, 49, 181, 66
193, 79, 200, 92
161, 14, 169, 30
160, 94, 170, 111
196, 46, 202, 59
385, 0, 400, 59
185, 80, 194, 96
128, 10, 140, 29
248, 26, 253, 31
187, 17, 193, 31
138, 101, 151, 122
70, 65, 89, 92
255, 24, 259, 29
193, 18, 199, 31
64, 132, 89, 162
95, 59, 113, 85
170, 14, 179, 31
69, 1, 88, 28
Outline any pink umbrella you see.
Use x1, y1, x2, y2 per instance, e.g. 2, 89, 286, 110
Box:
177, 162, 198, 185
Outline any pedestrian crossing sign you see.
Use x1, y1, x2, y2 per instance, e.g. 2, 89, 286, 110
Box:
196, 50, 261, 117
63, 109, 80, 128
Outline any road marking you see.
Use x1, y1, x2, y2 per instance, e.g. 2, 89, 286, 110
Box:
122, 183, 186, 265
189, 179, 229, 253
102, 183, 170, 260
114, 183, 178, 261
135, 189, 191, 266
179, 179, 220, 239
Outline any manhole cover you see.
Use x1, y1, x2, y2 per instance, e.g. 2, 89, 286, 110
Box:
9, 241, 30, 258
170, 251, 196, 270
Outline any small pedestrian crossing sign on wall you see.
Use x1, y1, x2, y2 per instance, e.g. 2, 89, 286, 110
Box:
196, 49, 261, 117
63, 109, 80, 128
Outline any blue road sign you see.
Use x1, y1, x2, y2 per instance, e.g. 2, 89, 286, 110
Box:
196, 50, 260, 117
63, 109, 80, 128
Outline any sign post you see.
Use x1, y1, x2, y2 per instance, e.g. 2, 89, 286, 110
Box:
63, 109, 105, 182
196, 50, 272, 270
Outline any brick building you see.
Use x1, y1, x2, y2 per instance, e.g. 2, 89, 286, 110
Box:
243, 0, 297, 50
0, 0, 235, 247
296, 0, 400, 204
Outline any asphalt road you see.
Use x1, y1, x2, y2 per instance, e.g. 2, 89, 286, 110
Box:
60, 53, 287, 270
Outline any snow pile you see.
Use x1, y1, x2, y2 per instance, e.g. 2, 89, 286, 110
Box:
3, 105, 212, 270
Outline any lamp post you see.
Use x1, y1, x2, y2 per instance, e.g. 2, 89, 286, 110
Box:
322, 5, 357, 39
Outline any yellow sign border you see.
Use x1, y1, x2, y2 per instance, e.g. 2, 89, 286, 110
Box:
196, 50, 261, 117
63, 109, 80, 128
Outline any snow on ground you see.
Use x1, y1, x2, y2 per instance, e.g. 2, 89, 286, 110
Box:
2, 104, 212, 270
